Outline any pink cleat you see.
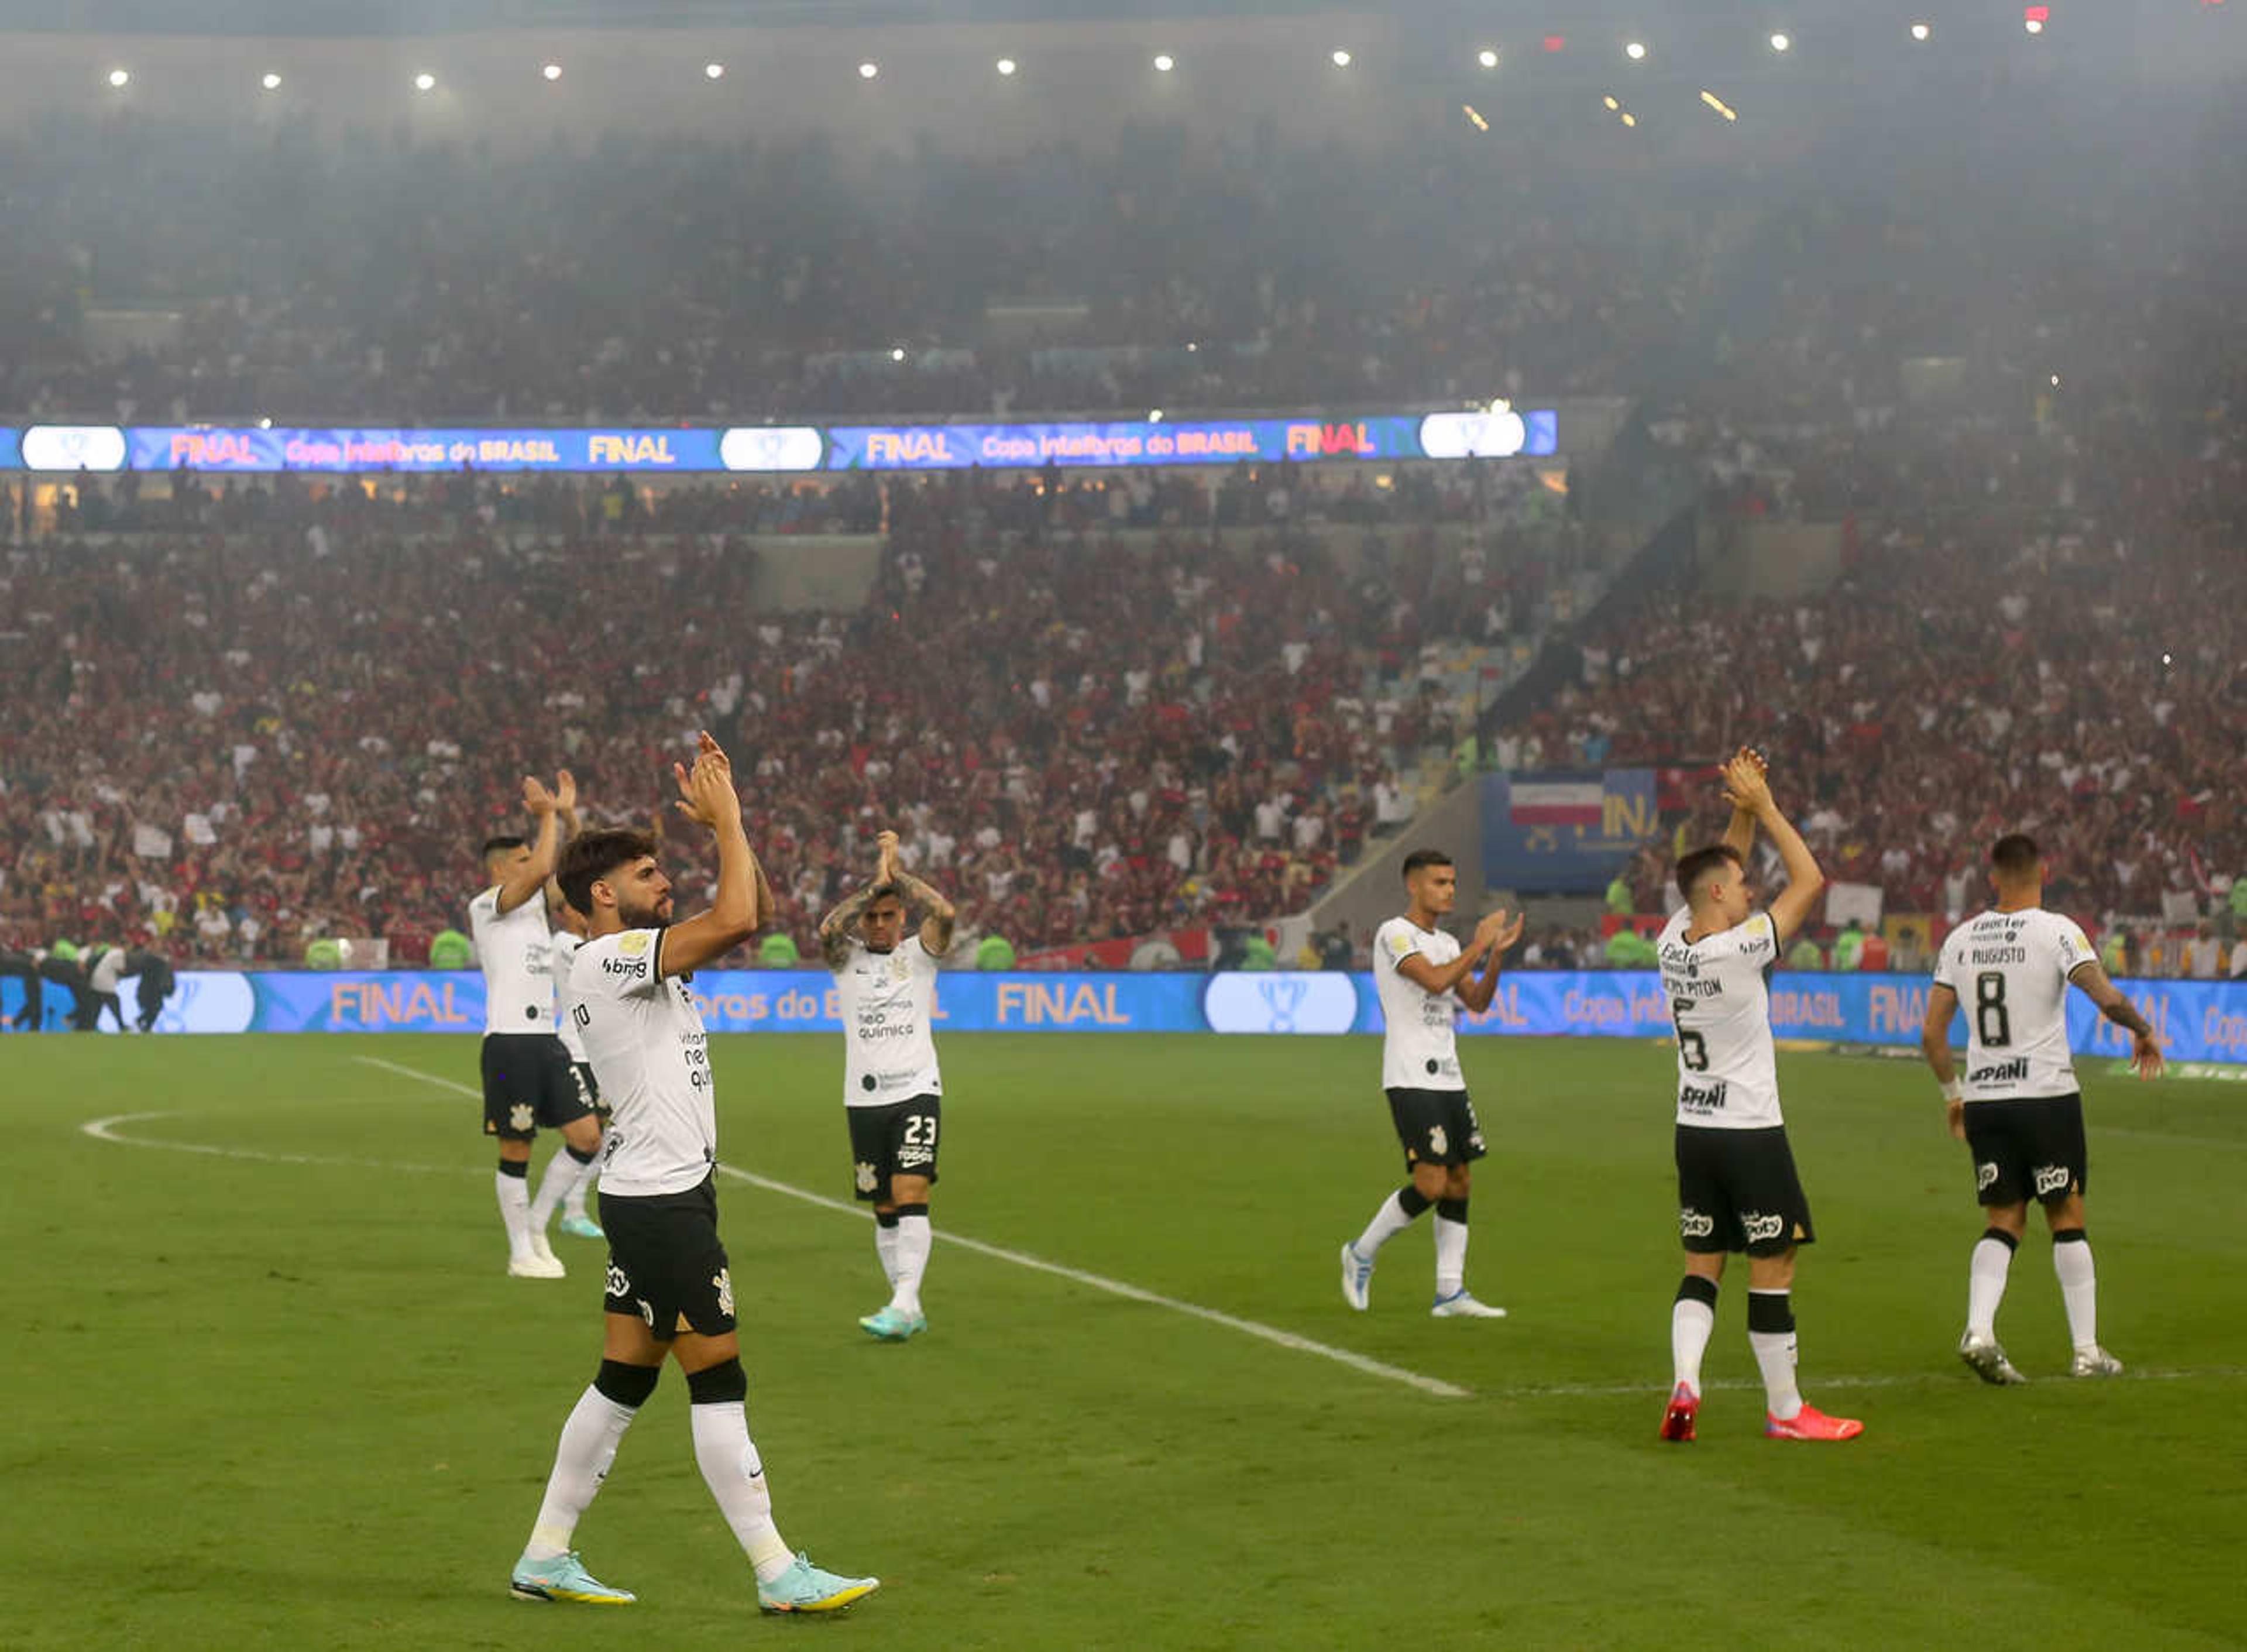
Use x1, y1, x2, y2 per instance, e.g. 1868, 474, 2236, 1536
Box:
1765, 1403, 1864, 1441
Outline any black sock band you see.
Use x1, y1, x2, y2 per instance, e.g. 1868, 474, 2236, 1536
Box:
1981, 1227, 2019, 1252
567, 1143, 600, 1166
1397, 1186, 1433, 1218
875, 1210, 901, 1229
894, 1201, 930, 1220
1747, 1290, 1795, 1335
595, 1359, 660, 1409
686, 1358, 748, 1406
498, 1159, 529, 1180
2053, 1227, 2089, 1245
1675, 1275, 1719, 1309
1435, 1197, 1468, 1223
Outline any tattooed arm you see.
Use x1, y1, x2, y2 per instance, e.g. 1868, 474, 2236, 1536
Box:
892, 869, 957, 959
818, 881, 881, 970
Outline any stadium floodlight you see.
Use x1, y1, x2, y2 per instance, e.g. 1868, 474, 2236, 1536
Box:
542, 63, 562, 81
890, 346, 908, 362
1477, 49, 1499, 69
704, 61, 726, 79
858, 61, 879, 80
996, 57, 1018, 76
1625, 40, 1647, 60
106, 67, 130, 88
261, 71, 282, 90
1153, 53, 1176, 72
1769, 32, 1791, 53
1911, 22, 1932, 41
1331, 49, 1353, 67
2024, 17, 2045, 33
413, 72, 436, 92
1148, 408, 1164, 423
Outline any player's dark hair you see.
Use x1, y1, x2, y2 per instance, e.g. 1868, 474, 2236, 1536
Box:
1401, 849, 1454, 880
480, 834, 525, 861
865, 882, 905, 908
1991, 833, 2040, 879
1675, 844, 1743, 902
557, 828, 657, 915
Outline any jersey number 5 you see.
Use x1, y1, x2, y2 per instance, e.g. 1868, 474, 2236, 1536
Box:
1672, 998, 1709, 1073
1974, 972, 2011, 1047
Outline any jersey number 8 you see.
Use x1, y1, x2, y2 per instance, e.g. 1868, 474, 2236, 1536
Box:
1672, 998, 1709, 1073
1974, 971, 2011, 1048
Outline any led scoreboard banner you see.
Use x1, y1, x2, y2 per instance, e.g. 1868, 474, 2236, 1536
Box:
0, 408, 1555, 475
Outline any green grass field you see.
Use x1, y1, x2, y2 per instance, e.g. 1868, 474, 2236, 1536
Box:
8, 1031, 2246, 1650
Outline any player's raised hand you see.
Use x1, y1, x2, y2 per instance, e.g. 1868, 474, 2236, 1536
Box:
554, 768, 578, 816
1475, 907, 1524, 956
2131, 1028, 2165, 1081
875, 829, 901, 881
1721, 751, 1774, 815
523, 774, 559, 816
672, 732, 738, 830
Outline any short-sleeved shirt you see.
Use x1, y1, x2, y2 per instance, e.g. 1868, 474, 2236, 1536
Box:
1373, 916, 1465, 1091
1934, 907, 2097, 1102
567, 929, 715, 1197
548, 929, 588, 1062
469, 884, 555, 1035
1657, 908, 1784, 1129
831, 937, 944, 1107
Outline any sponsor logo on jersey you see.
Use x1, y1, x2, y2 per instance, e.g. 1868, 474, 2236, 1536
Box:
1740, 1210, 1786, 1244
2032, 1165, 2071, 1198
1679, 1079, 1730, 1114
897, 1144, 934, 1170
1679, 1210, 1716, 1239
1976, 1161, 1999, 1192
606, 1263, 630, 1298
620, 932, 651, 956
712, 1267, 734, 1319
603, 956, 647, 977
1968, 1057, 2030, 1085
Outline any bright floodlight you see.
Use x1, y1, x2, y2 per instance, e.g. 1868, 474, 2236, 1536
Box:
1153, 53, 1176, 72
858, 61, 879, 79
1770, 32, 1791, 53
542, 63, 562, 81
107, 67, 130, 88
1149, 409, 1164, 423
996, 57, 1018, 76
704, 61, 725, 79
261, 71, 282, 90
413, 72, 436, 92
1911, 22, 1932, 41
1331, 49, 1353, 67
1478, 49, 1499, 68
2024, 16, 2044, 32
1625, 40, 1647, 60
890, 346, 907, 362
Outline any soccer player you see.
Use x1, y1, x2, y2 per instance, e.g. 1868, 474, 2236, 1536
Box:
510, 731, 878, 1614
1339, 848, 1523, 1318
469, 771, 602, 1279
544, 888, 607, 1241
1657, 753, 1861, 1443
1921, 833, 2163, 1384
819, 829, 957, 1342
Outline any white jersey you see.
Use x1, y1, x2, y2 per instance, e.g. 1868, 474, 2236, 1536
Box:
831, 938, 944, 1107
567, 929, 715, 1197
1373, 916, 1466, 1091
1935, 906, 2098, 1102
468, 884, 555, 1036
548, 929, 588, 1062
1657, 908, 1785, 1130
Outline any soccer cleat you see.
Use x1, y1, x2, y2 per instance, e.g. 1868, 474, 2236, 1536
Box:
508, 1251, 566, 1279
757, 1553, 880, 1615
1659, 1382, 1699, 1443
558, 1212, 605, 1240
2070, 1345, 2125, 1378
858, 1305, 927, 1341
528, 1228, 564, 1268
1959, 1332, 2029, 1386
509, 1551, 635, 1605
1765, 1403, 1864, 1441
1339, 1242, 1374, 1311
1430, 1289, 1507, 1319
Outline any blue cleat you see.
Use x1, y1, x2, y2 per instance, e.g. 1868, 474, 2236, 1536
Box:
858, 1304, 927, 1341
509, 1550, 635, 1605
1339, 1242, 1374, 1311
558, 1212, 605, 1240
758, 1553, 880, 1615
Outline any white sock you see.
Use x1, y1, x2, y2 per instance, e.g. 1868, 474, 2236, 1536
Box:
1353, 1189, 1429, 1258
497, 1167, 532, 1258
890, 1213, 932, 1317
1671, 1292, 1717, 1393
531, 1146, 599, 1232
525, 1386, 638, 1560
564, 1136, 603, 1220
1966, 1233, 2016, 1340
875, 1220, 901, 1286
690, 1401, 793, 1584
2054, 1235, 2098, 1351
1749, 1290, 1801, 1420
1432, 1213, 1469, 1299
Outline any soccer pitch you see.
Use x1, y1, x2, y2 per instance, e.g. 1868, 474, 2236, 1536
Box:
11, 1032, 2245, 1650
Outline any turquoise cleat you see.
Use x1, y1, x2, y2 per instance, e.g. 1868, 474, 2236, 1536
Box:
857, 1304, 927, 1341
757, 1553, 880, 1614
509, 1551, 635, 1605
558, 1212, 605, 1240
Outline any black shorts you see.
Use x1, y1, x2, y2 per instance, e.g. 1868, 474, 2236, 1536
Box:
1675, 1124, 1816, 1256
599, 1176, 735, 1341
1963, 1094, 2088, 1207
847, 1095, 942, 1203
1385, 1087, 1488, 1170
480, 1033, 594, 1141
569, 1060, 611, 1122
